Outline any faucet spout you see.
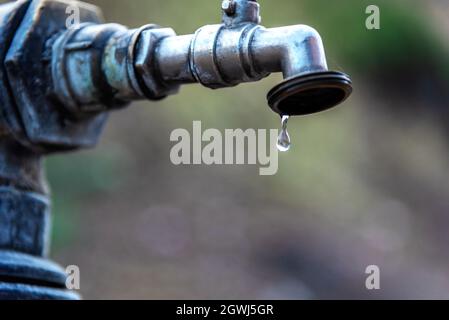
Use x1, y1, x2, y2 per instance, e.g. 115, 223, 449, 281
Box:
251, 25, 329, 79
139, 0, 352, 116
151, 22, 351, 116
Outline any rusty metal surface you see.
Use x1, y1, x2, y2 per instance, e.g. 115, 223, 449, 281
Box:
5, 0, 108, 152
0, 0, 31, 141
0, 188, 49, 256
0, 251, 65, 284
0, 250, 79, 300
0, 284, 79, 300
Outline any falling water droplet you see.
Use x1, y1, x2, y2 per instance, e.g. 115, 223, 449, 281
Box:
277, 115, 291, 152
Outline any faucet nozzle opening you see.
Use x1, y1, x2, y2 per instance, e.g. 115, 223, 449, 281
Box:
267, 71, 352, 116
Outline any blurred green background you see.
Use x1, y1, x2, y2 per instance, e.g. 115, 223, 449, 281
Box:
40, 0, 449, 298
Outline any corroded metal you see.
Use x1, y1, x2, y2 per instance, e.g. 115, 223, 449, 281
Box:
0, 251, 79, 300
0, 0, 352, 299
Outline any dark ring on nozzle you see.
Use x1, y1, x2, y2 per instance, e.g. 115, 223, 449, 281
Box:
267, 71, 352, 116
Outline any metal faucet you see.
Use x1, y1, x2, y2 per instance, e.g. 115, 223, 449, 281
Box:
0, 0, 352, 299
53, 0, 352, 116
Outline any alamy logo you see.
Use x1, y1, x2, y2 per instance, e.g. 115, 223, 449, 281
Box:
170, 121, 279, 175
66, 3, 81, 30
65, 265, 80, 290
365, 265, 380, 290
366, 5, 381, 30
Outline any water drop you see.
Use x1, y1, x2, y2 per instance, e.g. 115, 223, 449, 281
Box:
277, 115, 291, 152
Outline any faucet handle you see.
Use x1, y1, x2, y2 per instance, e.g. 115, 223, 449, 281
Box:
221, 0, 261, 26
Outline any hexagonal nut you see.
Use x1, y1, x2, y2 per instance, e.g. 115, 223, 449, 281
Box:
134, 28, 179, 100
4, 0, 107, 152
0, 0, 30, 140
